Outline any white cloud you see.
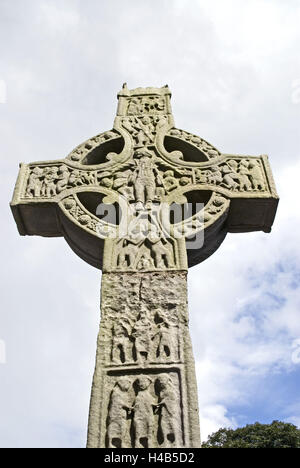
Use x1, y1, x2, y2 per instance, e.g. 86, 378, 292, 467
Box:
190, 159, 300, 440
38, 1, 80, 32
0, 340, 6, 364
200, 404, 236, 442
0, 79, 7, 103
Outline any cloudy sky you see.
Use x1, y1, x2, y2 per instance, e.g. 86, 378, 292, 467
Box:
1, 0, 300, 448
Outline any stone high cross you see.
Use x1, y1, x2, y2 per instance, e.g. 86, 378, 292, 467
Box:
10, 84, 278, 448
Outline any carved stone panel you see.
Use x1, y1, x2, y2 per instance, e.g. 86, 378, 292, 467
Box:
87, 271, 200, 449
21, 154, 272, 204
104, 369, 183, 449
99, 272, 187, 366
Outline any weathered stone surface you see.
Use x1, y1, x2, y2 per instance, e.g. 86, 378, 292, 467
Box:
10, 84, 279, 448
10, 84, 278, 271
87, 272, 200, 448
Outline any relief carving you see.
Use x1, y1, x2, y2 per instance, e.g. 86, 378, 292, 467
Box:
194, 158, 266, 192
153, 313, 179, 362
156, 375, 181, 447
122, 116, 157, 148
115, 211, 176, 272
105, 372, 182, 448
127, 95, 166, 116
56, 165, 71, 193
24, 165, 97, 199
108, 305, 181, 366
43, 167, 58, 197
129, 149, 162, 211
111, 318, 132, 365
248, 160, 265, 190
62, 195, 117, 238
24, 153, 266, 205
150, 238, 175, 269
26, 167, 44, 197
106, 377, 132, 448
131, 309, 152, 365
133, 377, 156, 448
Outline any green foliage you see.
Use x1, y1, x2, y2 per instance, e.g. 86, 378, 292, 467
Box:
202, 420, 300, 448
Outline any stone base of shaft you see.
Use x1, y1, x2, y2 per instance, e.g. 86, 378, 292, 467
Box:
87, 271, 201, 449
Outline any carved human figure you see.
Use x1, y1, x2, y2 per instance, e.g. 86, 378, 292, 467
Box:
248, 160, 265, 190
111, 319, 132, 364
151, 238, 174, 269
113, 170, 134, 198
69, 169, 84, 186
133, 377, 156, 448
134, 116, 155, 146
106, 377, 132, 448
195, 168, 208, 184
56, 165, 70, 193
207, 165, 223, 185
239, 161, 252, 191
26, 167, 44, 197
222, 160, 240, 190
129, 150, 162, 211
156, 375, 180, 447
82, 171, 96, 185
123, 116, 155, 147
143, 96, 165, 113
153, 319, 177, 361
127, 98, 141, 115
132, 310, 153, 364
43, 167, 58, 197
163, 170, 178, 192
117, 241, 140, 268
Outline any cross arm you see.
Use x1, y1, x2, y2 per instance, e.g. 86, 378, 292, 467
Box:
10, 158, 120, 270
215, 153, 279, 234
155, 125, 279, 234
10, 161, 65, 237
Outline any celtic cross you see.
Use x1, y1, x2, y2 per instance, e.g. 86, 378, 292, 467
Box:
10, 84, 278, 448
